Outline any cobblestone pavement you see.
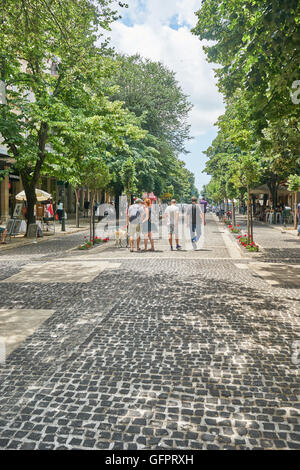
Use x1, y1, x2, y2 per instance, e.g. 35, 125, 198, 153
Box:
0, 231, 89, 261
0, 215, 299, 450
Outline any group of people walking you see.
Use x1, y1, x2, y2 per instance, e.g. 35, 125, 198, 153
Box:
127, 196, 206, 252
127, 198, 155, 252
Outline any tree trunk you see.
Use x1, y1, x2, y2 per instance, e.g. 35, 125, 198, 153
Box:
114, 187, 122, 230
126, 192, 131, 210
75, 188, 80, 228
232, 200, 236, 227
21, 175, 37, 236
294, 192, 298, 229
247, 186, 251, 245
90, 190, 95, 244
267, 177, 279, 223
19, 123, 48, 236
250, 199, 254, 242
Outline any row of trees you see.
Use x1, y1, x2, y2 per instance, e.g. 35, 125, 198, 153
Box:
0, 0, 198, 234
193, 0, 300, 239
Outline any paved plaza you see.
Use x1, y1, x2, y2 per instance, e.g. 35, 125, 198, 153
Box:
0, 215, 299, 450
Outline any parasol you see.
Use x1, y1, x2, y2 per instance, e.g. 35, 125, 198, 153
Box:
15, 189, 52, 202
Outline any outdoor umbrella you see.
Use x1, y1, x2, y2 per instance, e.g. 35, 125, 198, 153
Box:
15, 189, 52, 202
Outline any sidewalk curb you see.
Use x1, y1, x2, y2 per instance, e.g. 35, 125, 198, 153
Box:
213, 215, 264, 258
67, 240, 115, 254
227, 228, 264, 258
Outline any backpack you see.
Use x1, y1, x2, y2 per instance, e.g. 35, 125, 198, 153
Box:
129, 205, 140, 223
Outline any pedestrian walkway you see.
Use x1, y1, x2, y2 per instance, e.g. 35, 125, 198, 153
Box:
0, 215, 299, 450
219, 215, 300, 289
75, 214, 234, 260
0, 219, 90, 253
232, 215, 299, 261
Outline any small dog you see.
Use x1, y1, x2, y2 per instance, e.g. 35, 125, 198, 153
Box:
115, 229, 128, 247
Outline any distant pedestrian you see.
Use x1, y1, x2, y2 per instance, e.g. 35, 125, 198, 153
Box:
199, 197, 208, 223
84, 200, 90, 218
142, 198, 155, 251
164, 199, 181, 251
127, 198, 143, 252
56, 200, 64, 221
186, 196, 205, 250
45, 200, 54, 218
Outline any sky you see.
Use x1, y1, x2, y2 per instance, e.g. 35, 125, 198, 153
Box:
105, 0, 225, 192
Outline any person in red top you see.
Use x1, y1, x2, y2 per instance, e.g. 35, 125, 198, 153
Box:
45, 201, 54, 218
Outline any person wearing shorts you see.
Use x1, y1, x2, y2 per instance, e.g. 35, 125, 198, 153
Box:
142, 198, 155, 251
127, 198, 143, 252
164, 199, 181, 251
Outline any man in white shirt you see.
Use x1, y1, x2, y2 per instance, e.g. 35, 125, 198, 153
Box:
164, 199, 182, 251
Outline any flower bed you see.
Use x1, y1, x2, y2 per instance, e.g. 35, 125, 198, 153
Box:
237, 234, 259, 252
228, 224, 240, 234
78, 236, 110, 250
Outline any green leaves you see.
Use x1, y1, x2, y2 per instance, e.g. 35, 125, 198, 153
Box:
120, 157, 137, 197
110, 54, 192, 154
193, 1, 299, 205
0, 1, 150, 199
287, 174, 300, 193
0, 0, 199, 209
193, 0, 300, 131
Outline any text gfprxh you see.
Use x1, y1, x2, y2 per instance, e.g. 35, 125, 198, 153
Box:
105, 454, 194, 467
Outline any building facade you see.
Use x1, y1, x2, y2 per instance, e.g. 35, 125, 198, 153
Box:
0, 142, 108, 221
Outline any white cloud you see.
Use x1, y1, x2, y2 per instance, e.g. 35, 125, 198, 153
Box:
107, 19, 224, 136
104, 0, 225, 189
117, 0, 201, 27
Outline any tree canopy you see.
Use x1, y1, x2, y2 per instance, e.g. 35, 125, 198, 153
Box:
0, 0, 200, 232
0, 0, 144, 226
192, 0, 300, 213
107, 54, 198, 202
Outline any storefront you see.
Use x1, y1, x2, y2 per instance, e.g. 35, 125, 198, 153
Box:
250, 183, 299, 225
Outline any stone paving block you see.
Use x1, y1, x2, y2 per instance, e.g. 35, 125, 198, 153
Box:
0, 215, 299, 450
